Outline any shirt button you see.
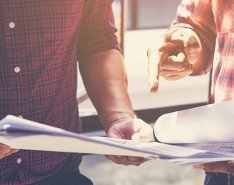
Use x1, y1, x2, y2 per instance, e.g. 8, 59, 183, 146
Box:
9, 22, 15, 29
17, 158, 22, 164
14, 67, 21, 73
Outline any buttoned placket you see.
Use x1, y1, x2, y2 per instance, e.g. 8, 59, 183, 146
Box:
9, 19, 24, 125
17, 157, 22, 165
11, 22, 21, 75
9, 21, 21, 75
9, 21, 15, 29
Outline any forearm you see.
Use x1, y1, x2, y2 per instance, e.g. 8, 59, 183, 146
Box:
79, 49, 135, 132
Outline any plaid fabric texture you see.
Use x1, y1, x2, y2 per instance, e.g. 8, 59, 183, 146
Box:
0, 0, 119, 184
173, 0, 234, 103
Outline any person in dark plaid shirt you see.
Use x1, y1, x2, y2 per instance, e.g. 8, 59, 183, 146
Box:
147, 0, 234, 185
0, 0, 153, 184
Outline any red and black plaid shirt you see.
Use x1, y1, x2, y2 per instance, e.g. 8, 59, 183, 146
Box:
0, 0, 119, 184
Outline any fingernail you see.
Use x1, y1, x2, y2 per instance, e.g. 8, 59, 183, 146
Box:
149, 84, 158, 93
150, 87, 157, 93
228, 161, 234, 164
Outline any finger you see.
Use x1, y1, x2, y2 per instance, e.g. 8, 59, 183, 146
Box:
160, 59, 192, 79
160, 64, 187, 71
0, 144, 18, 153
228, 161, 234, 165
160, 64, 192, 76
160, 67, 192, 80
106, 155, 143, 166
107, 155, 130, 165
162, 74, 189, 81
159, 52, 188, 72
0, 143, 11, 154
0, 149, 18, 160
131, 133, 141, 141
106, 155, 123, 164
227, 161, 234, 175
159, 42, 183, 54
11, 149, 19, 153
164, 29, 200, 65
131, 119, 154, 142
159, 61, 193, 72
147, 50, 168, 93
194, 164, 205, 170
126, 156, 146, 166
163, 38, 198, 65
160, 56, 187, 71
184, 36, 200, 64
202, 161, 229, 173
166, 52, 186, 63
132, 132, 154, 142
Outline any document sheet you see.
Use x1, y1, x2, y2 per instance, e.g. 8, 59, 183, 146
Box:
0, 100, 234, 166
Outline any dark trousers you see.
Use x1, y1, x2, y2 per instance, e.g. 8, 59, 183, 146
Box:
205, 172, 234, 185
36, 154, 93, 185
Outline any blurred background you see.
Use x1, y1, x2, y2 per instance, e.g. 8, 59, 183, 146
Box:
80, 155, 205, 185
78, 0, 209, 184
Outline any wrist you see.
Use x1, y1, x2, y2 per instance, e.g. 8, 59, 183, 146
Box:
101, 111, 136, 132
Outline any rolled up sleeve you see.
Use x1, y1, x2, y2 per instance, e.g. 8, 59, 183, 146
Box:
170, 0, 217, 73
77, 0, 121, 59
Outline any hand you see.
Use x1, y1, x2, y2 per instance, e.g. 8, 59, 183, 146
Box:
106, 118, 154, 166
0, 143, 19, 159
195, 161, 234, 176
147, 28, 202, 92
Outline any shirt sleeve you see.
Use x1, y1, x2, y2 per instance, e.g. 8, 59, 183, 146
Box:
170, 0, 217, 74
77, 0, 121, 59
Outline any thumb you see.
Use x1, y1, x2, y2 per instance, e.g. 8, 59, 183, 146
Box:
147, 49, 168, 93
184, 36, 200, 65
131, 119, 154, 142
131, 133, 141, 141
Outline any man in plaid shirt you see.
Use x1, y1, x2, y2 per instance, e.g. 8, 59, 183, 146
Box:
0, 0, 153, 184
147, 0, 234, 184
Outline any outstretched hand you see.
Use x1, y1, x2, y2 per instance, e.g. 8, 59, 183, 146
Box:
106, 118, 154, 166
0, 143, 18, 159
147, 28, 201, 92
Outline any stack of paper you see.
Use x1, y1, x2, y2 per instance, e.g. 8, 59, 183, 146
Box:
0, 100, 234, 165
